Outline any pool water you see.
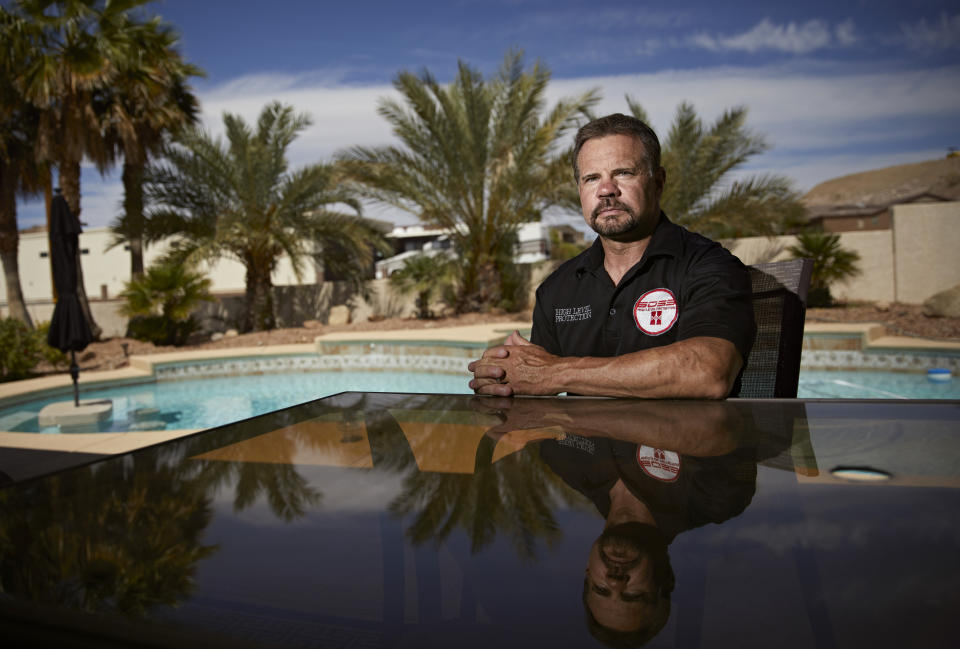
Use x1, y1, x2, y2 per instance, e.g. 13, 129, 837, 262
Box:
0, 370, 472, 434
0, 369, 956, 434
798, 370, 960, 400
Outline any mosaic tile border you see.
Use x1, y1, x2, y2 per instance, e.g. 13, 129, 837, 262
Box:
801, 349, 960, 373
154, 353, 471, 381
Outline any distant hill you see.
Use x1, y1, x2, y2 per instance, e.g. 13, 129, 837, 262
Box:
802, 157, 960, 207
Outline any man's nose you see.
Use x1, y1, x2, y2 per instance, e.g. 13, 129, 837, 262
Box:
598, 177, 618, 197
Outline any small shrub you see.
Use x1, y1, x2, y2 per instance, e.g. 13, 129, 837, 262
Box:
788, 230, 862, 307
120, 261, 213, 346
0, 318, 43, 381
35, 321, 68, 368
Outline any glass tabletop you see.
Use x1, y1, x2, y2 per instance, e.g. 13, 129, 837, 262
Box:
2, 393, 958, 648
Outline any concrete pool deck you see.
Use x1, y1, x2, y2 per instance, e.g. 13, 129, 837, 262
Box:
1, 319, 958, 483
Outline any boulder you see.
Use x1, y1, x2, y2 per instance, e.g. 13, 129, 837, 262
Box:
224, 329, 239, 338
923, 284, 960, 318
210, 332, 225, 341
303, 319, 323, 330
327, 305, 351, 326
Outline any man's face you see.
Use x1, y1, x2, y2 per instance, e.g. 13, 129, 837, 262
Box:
576, 134, 665, 241
584, 526, 660, 632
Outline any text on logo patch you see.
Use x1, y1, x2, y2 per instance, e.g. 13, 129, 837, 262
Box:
555, 305, 592, 323
633, 288, 678, 335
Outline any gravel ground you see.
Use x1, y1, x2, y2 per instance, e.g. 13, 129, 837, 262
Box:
34, 303, 959, 376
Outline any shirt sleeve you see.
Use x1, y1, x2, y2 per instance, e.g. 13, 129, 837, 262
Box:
676, 245, 756, 363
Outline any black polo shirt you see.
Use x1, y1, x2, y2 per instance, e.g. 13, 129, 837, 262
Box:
538, 436, 757, 542
531, 213, 755, 394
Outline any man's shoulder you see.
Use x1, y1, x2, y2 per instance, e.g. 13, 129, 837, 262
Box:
671, 223, 744, 270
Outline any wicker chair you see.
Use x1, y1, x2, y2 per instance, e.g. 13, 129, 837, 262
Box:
737, 259, 814, 399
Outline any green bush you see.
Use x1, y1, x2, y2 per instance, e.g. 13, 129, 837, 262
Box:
120, 261, 213, 346
0, 318, 43, 382
36, 321, 68, 369
788, 230, 862, 307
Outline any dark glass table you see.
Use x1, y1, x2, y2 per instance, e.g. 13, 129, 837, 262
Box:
2, 393, 958, 648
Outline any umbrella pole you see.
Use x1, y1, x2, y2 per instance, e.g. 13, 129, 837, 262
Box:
70, 350, 80, 407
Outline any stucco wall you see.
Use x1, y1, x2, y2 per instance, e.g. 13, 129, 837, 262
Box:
729, 230, 896, 303
892, 202, 960, 303
726, 202, 960, 305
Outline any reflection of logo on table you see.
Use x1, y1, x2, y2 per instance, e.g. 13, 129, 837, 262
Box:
633, 288, 678, 335
637, 445, 681, 482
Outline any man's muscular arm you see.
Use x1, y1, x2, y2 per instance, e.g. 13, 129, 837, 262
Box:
468, 331, 741, 399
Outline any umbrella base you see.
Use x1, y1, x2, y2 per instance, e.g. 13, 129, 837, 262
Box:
38, 400, 113, 429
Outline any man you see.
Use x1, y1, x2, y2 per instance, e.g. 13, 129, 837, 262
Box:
469, 113, 755, 398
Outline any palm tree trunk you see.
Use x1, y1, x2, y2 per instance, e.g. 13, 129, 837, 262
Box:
0, 163, 33, 327
58, 161, 102, 340
457, 254, 501, 313
244, 263, 276, 332
122, 161, 146, 278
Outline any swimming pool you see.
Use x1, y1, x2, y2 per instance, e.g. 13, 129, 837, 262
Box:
1, 368, 956, 434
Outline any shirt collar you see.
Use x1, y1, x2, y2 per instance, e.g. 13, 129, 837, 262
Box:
575, 212, 682, 277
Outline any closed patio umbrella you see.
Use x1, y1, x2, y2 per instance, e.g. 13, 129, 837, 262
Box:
46, 190, 93, 407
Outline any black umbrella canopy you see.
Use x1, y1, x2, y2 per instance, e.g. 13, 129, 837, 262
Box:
46, 192, 93, 408
46, 192, 93, 353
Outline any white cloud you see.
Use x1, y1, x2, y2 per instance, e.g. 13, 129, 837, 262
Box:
690, 18, 858, 54
901, 12, 960, 51
21, 61, 957, 230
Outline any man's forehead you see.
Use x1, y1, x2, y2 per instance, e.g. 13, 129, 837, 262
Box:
577, 134, 647, 168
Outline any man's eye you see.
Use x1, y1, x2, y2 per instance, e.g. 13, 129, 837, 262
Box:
592, 584, 611, 596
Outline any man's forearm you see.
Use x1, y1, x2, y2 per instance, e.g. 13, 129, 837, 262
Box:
506, 337, 742, 399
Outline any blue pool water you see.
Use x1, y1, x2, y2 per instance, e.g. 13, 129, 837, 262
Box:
797, 370, 960, 400
0, 369, 956, 434
0, 370, 472, 434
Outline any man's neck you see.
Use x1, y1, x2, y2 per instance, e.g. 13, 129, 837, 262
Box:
606, 478, 656, 527
598, 212, 661, 286
601, 237, 651, 286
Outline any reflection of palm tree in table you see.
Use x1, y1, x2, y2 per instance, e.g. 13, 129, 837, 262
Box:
0, 452, 216, 615
390, 445, 586, 560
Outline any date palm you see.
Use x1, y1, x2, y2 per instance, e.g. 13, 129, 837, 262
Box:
626, 98, 805, 239
144, 102, 388, 332
342, 50, 597, 313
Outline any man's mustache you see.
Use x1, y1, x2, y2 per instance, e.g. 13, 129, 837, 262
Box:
592, 200, 634, 219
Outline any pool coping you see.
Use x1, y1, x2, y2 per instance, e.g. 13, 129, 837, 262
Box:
1, 320, 957, 457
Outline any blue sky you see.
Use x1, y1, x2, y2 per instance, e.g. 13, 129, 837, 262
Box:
15, 0, 960, 230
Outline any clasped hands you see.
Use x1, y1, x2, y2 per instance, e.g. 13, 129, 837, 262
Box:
467, 330, 557, 396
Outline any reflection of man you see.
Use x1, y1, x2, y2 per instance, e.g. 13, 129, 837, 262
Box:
543, 433, 756, 646
473, 397, 757, 646
469, 113, 755, 398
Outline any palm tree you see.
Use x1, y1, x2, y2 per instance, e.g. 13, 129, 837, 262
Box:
625, 98, 805, 239
101, 20, 202, 280
0, 7, 46, 328
6, 0, 165, 339
787, 230, 861, 307
341, 50, 598, 313
389, 252, 455, 319
144, 102, 389, 332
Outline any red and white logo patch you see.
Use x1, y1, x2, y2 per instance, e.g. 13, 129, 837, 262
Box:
633, 288, 678, 336
637, 446, 681, 482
